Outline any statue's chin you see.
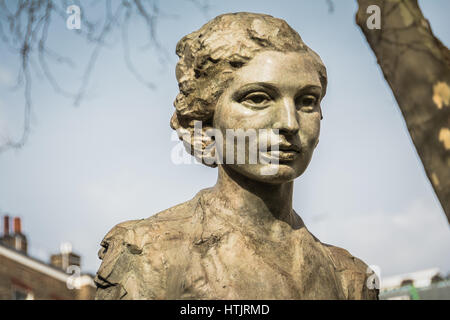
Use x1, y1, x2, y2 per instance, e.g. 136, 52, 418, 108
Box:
224, 162, 308, 184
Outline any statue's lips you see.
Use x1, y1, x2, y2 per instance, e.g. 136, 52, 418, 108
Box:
259, 149, 300, 162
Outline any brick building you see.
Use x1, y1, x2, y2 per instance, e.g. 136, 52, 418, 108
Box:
0, 215, 96, 300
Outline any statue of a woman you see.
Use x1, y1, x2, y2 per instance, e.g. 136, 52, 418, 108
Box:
94, 12, 378, 300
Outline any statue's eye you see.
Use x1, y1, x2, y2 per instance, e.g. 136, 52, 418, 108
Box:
241, 92, 271, 108
296, 94, 318, 111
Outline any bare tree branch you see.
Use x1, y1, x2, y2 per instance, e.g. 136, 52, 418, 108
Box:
0, 0, 208, 154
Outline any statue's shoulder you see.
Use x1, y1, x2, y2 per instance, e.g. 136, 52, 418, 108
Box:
99, 188, 206, 250
323, 243, 367, 274
321, 242, 379, 300
94, 190, 207, 299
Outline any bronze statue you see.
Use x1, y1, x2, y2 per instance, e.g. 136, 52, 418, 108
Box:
94, 12, 378, 300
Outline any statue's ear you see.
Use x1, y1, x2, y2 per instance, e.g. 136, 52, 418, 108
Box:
314, 138, 319, 148
178, 122, 217, 168
199, 125, 218, 167
201, 141, 217, 167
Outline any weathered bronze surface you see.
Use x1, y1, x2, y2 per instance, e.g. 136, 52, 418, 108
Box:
95, 12, 378, 300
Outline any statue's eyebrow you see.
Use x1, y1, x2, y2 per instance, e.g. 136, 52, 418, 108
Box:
295, 85, 323, 97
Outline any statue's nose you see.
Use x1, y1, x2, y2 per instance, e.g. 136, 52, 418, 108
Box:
272, 98, 299, 135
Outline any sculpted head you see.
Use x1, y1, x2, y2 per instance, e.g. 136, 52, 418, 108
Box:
170, 12, 327, 184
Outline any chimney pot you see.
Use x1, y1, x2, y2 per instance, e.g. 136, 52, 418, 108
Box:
13, 217, 21, 234
3, 215, 9, 236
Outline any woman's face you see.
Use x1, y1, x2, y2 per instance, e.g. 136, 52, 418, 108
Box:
213, 50, 323, 184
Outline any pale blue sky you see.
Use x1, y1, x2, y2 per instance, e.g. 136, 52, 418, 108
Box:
0, 0, 449, 279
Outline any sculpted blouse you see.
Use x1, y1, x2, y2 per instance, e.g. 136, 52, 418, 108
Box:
95, 189, 378, 300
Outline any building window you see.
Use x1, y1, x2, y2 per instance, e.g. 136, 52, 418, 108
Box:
400, 279, 414, 287
11, 285, 34, 300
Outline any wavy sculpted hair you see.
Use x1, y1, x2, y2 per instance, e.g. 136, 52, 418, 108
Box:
170, 12, 327, 167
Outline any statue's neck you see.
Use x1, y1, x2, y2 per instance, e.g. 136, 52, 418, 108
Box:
210, 165, 302, 229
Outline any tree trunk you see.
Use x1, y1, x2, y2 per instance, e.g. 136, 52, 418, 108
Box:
356, 0, 450, 222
